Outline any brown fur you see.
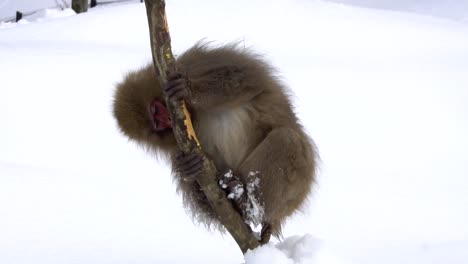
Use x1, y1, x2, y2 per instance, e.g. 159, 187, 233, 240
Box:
113, 43, 317, 237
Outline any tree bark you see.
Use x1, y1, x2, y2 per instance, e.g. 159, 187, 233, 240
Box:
71, 0, 88, 13
15, 11, 22, 22
143, 0, 260, 254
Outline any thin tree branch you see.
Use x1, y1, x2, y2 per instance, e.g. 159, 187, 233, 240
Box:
143, 0, 260, 254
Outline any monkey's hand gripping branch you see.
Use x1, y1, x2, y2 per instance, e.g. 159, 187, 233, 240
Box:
144, 0, 260, 254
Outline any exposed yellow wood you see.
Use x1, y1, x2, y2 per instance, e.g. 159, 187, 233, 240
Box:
182, 101, 201, 148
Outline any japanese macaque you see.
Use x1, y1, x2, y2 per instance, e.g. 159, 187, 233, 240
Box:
113, 43, 317, 241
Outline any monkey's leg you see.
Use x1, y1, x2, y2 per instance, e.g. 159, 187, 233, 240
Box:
239, 127, 314, 237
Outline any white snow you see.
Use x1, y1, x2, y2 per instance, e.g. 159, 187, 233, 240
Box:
1, 0, 468, 263
0, 8, 76, 28
324, 0, 468, 22
226, 184, 244, 200
0, 0, 69, 22
245, 235, 344, 264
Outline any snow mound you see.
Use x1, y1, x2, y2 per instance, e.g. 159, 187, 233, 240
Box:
245, 235, 344, 264
26, 8, 76, 22
0, 8, 75, 28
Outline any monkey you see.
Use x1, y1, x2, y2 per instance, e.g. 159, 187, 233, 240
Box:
113, 43, 317, 241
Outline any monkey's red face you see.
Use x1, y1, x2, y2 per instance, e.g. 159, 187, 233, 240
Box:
149, 98, 172, 132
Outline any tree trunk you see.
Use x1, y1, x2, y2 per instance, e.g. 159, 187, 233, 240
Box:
15, 11, 23, 22
143, 0, 260, 254
72, 0, 88, 13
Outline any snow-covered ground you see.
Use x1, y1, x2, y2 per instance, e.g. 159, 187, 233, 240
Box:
326, 0, 468, 22
1, 0, 468, 263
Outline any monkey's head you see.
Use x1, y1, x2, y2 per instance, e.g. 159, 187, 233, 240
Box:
113, 65, 177, 156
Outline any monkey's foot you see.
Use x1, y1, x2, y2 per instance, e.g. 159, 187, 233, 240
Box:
164, 71, 191, 102
176, 151, 204, 180
218, 170, 251, 222
218, 170, 246, 201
